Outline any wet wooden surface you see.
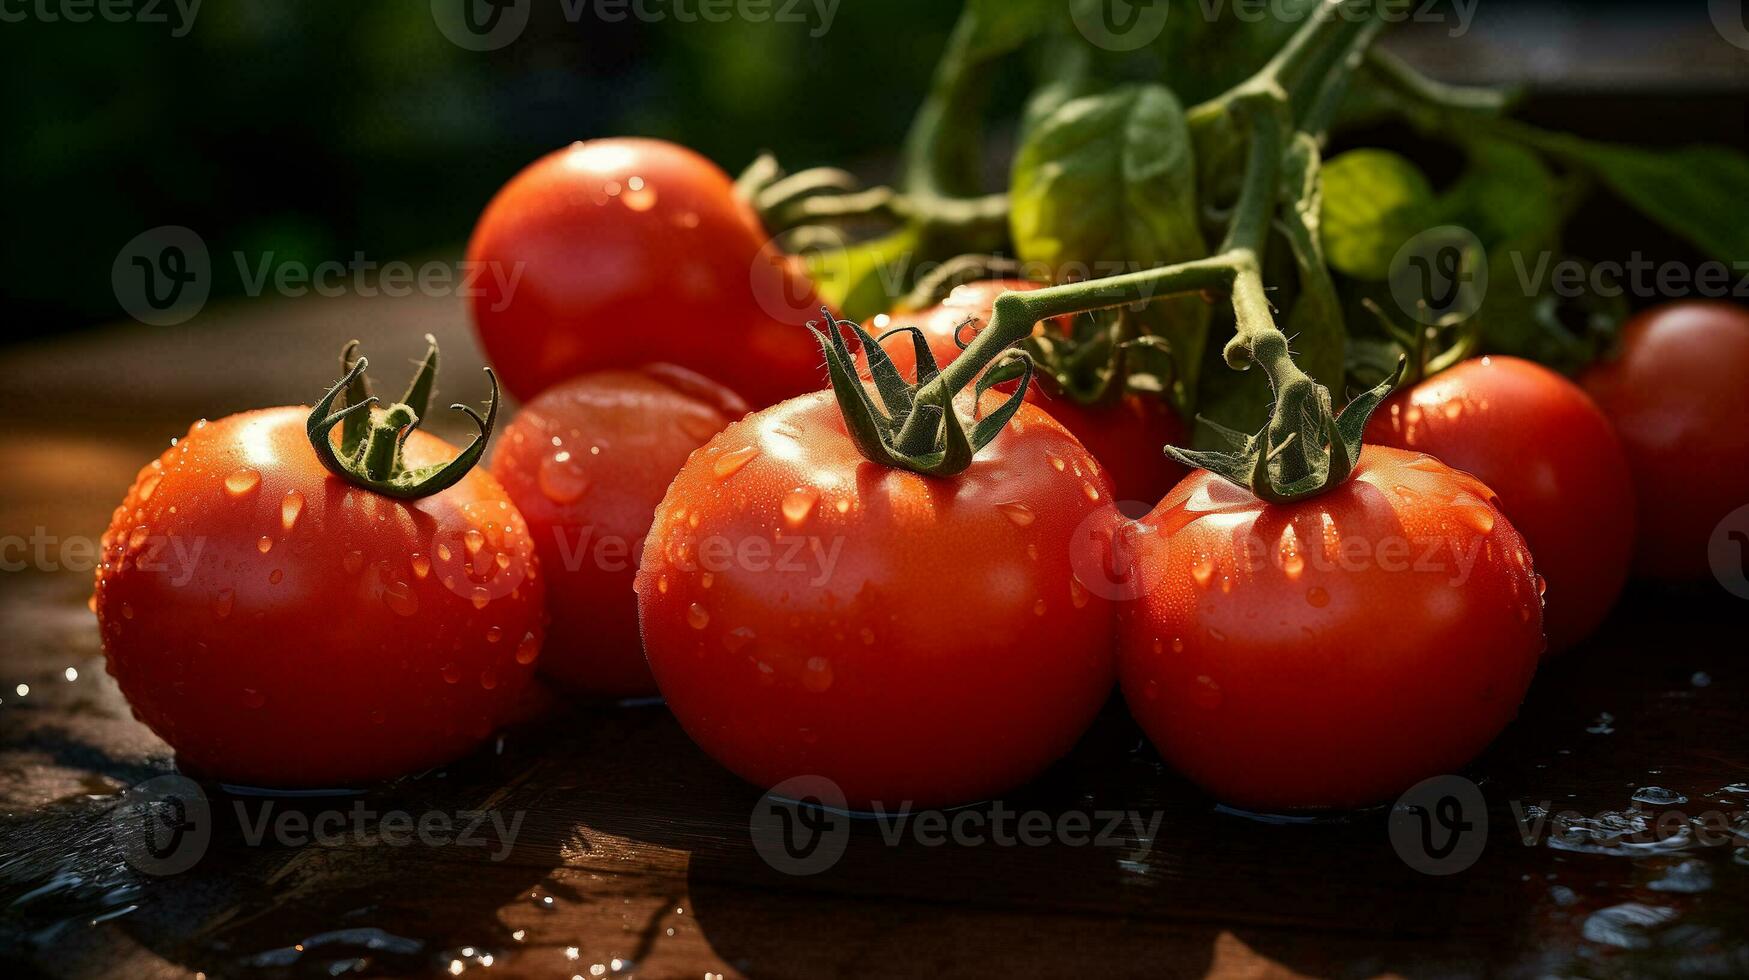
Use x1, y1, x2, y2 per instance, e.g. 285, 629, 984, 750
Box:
2, 291, 1748, 979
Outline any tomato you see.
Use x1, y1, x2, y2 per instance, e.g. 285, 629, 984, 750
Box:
1117, 446, 1544, 811
876, 280, 1190, 504
490, 365, 748, 698
1366, 356, 1634, 653
94, 361, 545, 788
466, 138, 826, 408
1582, 301, 1749, 581
636, 390, 1118, 810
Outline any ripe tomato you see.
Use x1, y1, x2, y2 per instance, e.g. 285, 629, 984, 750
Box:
1117, 446, 1544, 811
466, 138, 826, 408
877, 280, 1189, 504
95, 396, 545, 788
1366, 356, 1634, 653
636, 390, 1118, 810
1582, 301, 1749, 580
490, 365, 747, 698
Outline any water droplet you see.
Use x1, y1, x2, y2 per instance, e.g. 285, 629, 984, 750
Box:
803, 657, 834, 693
441, 663, 462, 684
127, 525, 151, 551
700, 572, 714, 589
225, 468, 262, 496
1631, 786, 1687, 806
1194, 674, 1222, 710
687, 603, 710, 629
268, 568, 284, 585
411, 553, 431, 579
538, 452, 590, 504
383, 581, 419, 617
257, 535, 273, 554
242, 688, 265, 709
621, 180, 657, 211
120, 601, 134, 620
834, 497, 852, 515
137, 471, 162, 501
1191, 555, 1215, 589
1070, 578, 1090, 609
479, 668, 498, 691
781, 487, 819, 526
1306, 586, 1330, 608
722, 626, 756, 652
515, 632, 540, 664
495, 552, 511, 571
343, 550, 365, 574
463, 528, 485, 555
1534, 573, 1548, 597
486, 626, 503, 644
859, 626, 876, 645
997, 502, 1035, 526
1033, 598, 1048, 616
1082, 483, 1101, 502
713, 446, 760, 479
470, 587, 491, 610
437, 543, 453, 562
280, 490, 305, 532
657, 574, 669, 594
1046, 453, 1066, 472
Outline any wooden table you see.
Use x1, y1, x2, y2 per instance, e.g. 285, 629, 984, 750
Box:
3, 291, 1746, 978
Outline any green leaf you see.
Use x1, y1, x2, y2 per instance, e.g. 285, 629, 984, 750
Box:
963, 0, 1063, 63
1010, 83, 1210, 408
1557, 141, 1749, 264
803, 226, 921, 323
1319, 149, 1436, 280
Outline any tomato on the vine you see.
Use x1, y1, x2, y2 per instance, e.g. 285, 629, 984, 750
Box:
877, 280, 1190, 504
1582, 301, 1749, 581
490, 365, 747, 698
94, 344, 545, 788
1367, 355, 1634, 653
636, 390, 1118, 810
466, 138, 826, 407
1117, 446, 1544, 811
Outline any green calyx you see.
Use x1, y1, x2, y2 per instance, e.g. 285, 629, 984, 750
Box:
305, 336, 499, 500
810, 307, 1033, 478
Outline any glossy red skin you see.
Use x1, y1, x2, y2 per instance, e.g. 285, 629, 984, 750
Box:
95, 409, 545, 787
1582, 302, 1749, 580
876, 279, 1190, 505
636, 391, 1119, 810
466, 138, 825, 408
1118, 446, 1544, 812
1367, 356, 1634, 653
490, 365, 748, 698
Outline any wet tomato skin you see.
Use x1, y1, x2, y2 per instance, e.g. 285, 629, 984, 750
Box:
1367, 355, 1634, 653
490, 366, 747, 698
637, 391, 1118, 810
1581, 301, 1749, 580
1117, 447, 1544, 812
95, 409, 545, 788
878, 280, 1190, 505
466, 138, 825, 408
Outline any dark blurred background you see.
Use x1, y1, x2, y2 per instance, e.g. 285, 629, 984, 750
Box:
1, 0, 1744, 341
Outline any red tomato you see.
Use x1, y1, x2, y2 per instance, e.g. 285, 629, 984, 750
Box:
95, 410, 545, 787
466, 138, 825, 408
1366, 356, 1634, 653
1582, 302, 1749, 580
876, 280, 1189, 504
1118, 446, 1544, 811
490, 365, 748, 698
636, 391, 1118, 810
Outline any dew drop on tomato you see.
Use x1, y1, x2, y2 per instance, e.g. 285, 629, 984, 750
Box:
464, 528, 485, 555
343, 550, 365, 574
441, 663, 461, 684
686, 603, 711, 630
997, 501, 1035, 526
224, 468, 261, 496
410, 553, 430, 579
470, 587, 491, 610
486, 626, 503, 644
479, 668, 498, 691
212, 589, 234, 619
781, 487, 819, 526
515, 632, 540, 664
383, 581, 419, 617
280, 490, 305, 532
257, 536, 273, 554
803, 657, 834, 693
1307, 586, 1330, 608
538, 452, 590, 504
712, 446, 760, 480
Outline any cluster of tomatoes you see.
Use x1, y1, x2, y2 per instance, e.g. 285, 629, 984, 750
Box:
95, 138, 1749, 813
